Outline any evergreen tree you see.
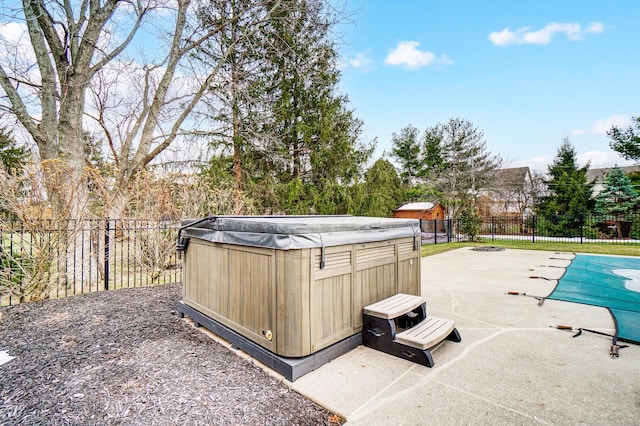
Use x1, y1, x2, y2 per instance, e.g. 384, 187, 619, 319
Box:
594, 167, 639, 215
390, 125, 422, 188
355, 158, 405, 217
258, 0, 372, 214
0, 129, 29, 174
422, 125, 445, 180
196, 0, 371, 214
0, 129, 29, 217
536, 138, 593, 236
197, 0, 271, 192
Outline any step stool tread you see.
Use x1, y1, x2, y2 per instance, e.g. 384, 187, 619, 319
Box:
395, 317, 456, 350
363, 293, 424, 319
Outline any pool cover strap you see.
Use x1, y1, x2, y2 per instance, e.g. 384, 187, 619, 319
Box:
551, 325, 629, 358
547, 254, 640, 345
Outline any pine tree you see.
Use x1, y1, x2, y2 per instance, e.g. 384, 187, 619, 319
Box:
355, 159, 405, 217
594, 167, 639, 216
391, 125, 422, 188
259, 0, 372, 214
536, 138, 593, 236
0, 129, 28, 174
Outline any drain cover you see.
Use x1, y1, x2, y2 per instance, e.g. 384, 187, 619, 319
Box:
471, 246, 505, 252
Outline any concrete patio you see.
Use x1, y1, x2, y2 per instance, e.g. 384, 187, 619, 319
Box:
286, 248, 640, 425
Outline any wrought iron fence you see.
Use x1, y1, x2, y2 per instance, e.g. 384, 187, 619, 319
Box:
481, 214, 640, 244
4, 214, 637, 306
419, 219, 455, 244
0, 218, 182, 306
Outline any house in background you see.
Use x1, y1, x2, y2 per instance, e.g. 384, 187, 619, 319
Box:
586, 165, 640, 195
477, 166, 534, 217
392, 202, 446, 220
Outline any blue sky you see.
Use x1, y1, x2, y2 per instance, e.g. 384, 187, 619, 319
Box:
337, 0, 640, 171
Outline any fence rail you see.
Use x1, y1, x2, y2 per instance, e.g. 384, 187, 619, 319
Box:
480, 214, 640, 244
3, 214, 638, 306
419, 214, 640, 245
1, 218, 182, 307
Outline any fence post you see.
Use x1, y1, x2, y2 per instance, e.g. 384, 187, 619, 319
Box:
433, 219, 437, 244
532, 216, 536, 243
491, 216, 495, 242
104, 218, 110, 291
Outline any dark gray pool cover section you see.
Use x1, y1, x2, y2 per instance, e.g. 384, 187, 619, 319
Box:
180, 215, 421, 250
548, 254, 640, 344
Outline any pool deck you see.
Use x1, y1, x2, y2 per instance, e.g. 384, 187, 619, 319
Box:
287, 248, 640, 425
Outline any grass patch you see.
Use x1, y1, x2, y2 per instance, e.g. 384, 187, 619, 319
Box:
421, 240, 640, 257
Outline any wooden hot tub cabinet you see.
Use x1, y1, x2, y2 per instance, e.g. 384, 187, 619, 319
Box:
180, 216, 421, 358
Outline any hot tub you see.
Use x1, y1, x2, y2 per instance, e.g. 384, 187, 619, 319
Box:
178, 215, 421, 360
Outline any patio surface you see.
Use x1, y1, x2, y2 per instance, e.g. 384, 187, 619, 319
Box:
286, 248, 640, 425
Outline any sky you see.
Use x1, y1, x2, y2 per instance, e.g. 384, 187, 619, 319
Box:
336, 0, 640, 171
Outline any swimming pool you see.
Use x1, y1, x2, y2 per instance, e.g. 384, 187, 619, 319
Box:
548, 254, 640, 344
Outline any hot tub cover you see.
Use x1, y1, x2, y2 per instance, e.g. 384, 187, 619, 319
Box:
180, 215, 421, 250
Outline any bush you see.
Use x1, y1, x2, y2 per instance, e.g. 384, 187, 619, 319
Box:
458, 205, 483, 242
0, 247, 27, 302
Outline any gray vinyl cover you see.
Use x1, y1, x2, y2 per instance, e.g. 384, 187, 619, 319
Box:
180, 215, 421, 250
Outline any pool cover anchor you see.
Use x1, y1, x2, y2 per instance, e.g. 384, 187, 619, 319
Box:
551, 325, 629, 359
505, 291, 546, 307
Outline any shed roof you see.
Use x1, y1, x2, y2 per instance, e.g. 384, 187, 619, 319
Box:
394, 202, 439, 211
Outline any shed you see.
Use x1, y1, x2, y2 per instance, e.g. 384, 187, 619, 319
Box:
177, 215, 421, 380
392, 202, 446, 220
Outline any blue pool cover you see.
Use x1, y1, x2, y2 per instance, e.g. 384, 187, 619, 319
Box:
548, 254, 640, 344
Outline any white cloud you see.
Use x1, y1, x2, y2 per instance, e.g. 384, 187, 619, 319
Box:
385, 41, 451, 69
522, 150, 634, 172
522, 155, 553, 172
572, 114, 632, 136
577, 150, 635, 168
345, 50, 374, 72
488, 21, 605, 46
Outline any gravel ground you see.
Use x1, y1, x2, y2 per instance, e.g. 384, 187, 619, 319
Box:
0, 284, 342, 425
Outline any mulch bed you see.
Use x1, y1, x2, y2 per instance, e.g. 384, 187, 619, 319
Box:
0, 284, 342, 425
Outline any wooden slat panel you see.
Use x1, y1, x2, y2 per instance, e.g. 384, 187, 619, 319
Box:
311, 273, 353, 352
313, 250, 352, 270
353, 263, 397, 329
227, 248, 273, 338
183, 240, 275, 352
395, 317, 455, 349
356, 243, 395, 264
276, 249, 312, 357
363, 293, 424, 319
398, 238, 419, 261
313, 248, 353, 280
398, 258, 419, 296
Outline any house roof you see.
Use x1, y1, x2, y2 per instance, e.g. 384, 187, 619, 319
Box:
394, 202, 440, 211
586, 165, 640, 183
492, 167, 531, 188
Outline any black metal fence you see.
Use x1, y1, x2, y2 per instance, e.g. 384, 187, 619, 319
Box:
3, 214, 638, 306
1, 218, 182, 306
481, 214, 640, 244
419, 219, 455, 244
419, 214, 640, 245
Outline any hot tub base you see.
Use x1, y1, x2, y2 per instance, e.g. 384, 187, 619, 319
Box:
177, 301, 362, 381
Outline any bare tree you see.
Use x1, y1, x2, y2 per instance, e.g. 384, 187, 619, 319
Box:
0, 0, 283, 218
425, 118, 503, 219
